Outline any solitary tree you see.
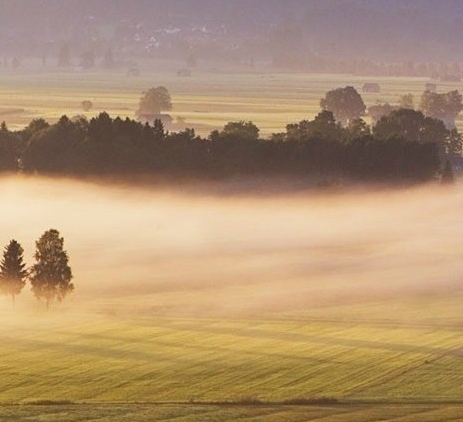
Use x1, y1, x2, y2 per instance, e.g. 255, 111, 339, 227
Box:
136, 86, 172, 122
29, 229, 73, 309
320, 86, 366, 126
81, 100, 93, 111
0, 240, 27, 305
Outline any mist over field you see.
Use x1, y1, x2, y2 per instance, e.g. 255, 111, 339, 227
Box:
2, 176, 461, 317
1, 2, 463, 419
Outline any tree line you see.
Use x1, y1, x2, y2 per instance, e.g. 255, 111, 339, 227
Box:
0, 229, 73, 309
0, 86, 460, 185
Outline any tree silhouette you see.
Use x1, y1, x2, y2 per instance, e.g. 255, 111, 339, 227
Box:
0, 240, 27, 305
320, 86, 366, 127
420, 90, 463, 129
30, 229, 73, 309
219, 121, 260, 141
136, 86, 172, 122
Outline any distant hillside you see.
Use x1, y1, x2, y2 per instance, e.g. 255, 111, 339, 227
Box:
0, 0, 462, 64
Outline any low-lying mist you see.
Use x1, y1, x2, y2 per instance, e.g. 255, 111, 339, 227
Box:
0, 175, 462, 317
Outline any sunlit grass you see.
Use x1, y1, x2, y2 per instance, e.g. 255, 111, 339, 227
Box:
0, 68, 462, 135
0, 291, 462, 405
1, 403, 463, 422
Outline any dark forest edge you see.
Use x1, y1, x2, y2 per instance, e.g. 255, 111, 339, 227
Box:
0, 107, 460, 188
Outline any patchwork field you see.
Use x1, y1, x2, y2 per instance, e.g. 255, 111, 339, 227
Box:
1, 62, 463, 136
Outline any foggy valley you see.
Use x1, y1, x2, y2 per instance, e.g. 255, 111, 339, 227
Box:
1, 176, 461, 318
0, 1, 463, 420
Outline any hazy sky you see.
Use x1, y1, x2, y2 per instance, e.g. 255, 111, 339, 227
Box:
0, 0, 462, 62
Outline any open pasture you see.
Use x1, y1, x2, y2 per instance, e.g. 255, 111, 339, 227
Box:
1, 65, 463, 136
0, 293, 463, 404
0, 293, 462, 420
0, 177, 462, 422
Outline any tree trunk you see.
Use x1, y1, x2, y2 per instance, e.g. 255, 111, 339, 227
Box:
46, 298, 49, 311
11, 294, 15, 307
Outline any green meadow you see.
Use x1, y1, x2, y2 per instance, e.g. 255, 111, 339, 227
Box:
0, 291, 462, 420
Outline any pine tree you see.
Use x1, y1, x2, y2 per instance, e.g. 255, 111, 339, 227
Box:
0, 240, 28, 305
30, 229, 73, 309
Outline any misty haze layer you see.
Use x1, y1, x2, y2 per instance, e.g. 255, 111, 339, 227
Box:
1, 176, 461, 316
1, 0, 463, 62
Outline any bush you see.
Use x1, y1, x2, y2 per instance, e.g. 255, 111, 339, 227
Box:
81, 100, 93, 111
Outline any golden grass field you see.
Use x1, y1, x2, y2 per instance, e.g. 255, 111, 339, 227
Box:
1, 62, 463, 136
0, 65, 463, 420
0, 292, 462, 421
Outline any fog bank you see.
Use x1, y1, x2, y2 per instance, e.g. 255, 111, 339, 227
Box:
0, 176, 461, 317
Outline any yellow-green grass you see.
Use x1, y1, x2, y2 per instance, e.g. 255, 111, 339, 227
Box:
1, 67, 463, 136
0, 292, 462, 405
2, 403, 463, 422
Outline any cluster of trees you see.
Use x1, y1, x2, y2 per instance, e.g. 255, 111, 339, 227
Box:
319, 86, 462, 163
366, 90, 463, 130
0, 229, 73, 309
0, 85, 459, 185
321, 86, 463, 130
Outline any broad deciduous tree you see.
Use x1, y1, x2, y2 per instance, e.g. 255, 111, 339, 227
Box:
320, 86, 366, 127
373, 108, 449, 163
136, 86, 172, 121
420, 90, 463, 129
30, 229, 73, 309
219, 121, 260, 141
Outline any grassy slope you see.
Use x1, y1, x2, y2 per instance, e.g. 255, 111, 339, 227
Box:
1, 294, 463, 420
0, 293, 462, 405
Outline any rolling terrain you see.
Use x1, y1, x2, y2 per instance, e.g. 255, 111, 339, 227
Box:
0, 177, 461, 420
